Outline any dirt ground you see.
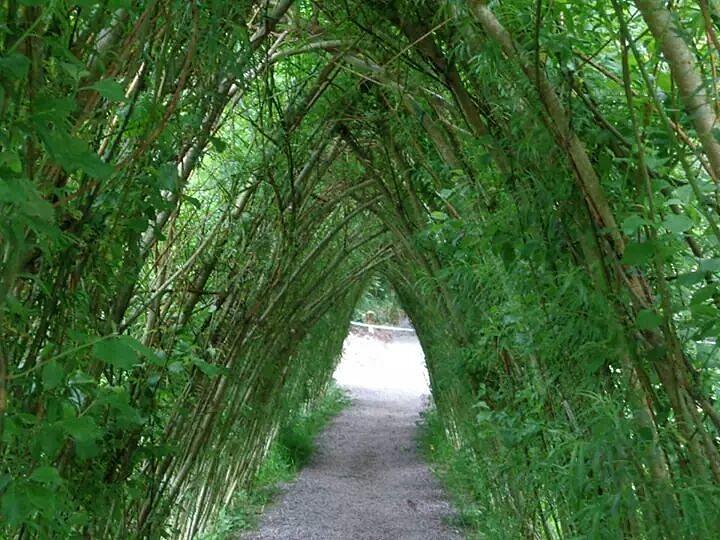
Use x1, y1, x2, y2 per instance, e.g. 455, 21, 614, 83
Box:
241, 333, 463, 540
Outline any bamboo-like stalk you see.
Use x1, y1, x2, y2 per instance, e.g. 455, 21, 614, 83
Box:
634, 0, 720, 183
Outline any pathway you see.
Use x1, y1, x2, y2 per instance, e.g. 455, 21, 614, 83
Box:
242, 332, 463, 540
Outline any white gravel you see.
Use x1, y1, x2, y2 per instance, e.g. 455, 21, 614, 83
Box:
241, 332, 463, 540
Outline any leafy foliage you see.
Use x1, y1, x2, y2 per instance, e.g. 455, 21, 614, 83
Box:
3, 0, 720, 538
200, 385, 348, 539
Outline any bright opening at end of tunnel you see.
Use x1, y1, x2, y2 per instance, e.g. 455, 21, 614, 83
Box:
334, 277, 432, 397
333, 332, 431, 397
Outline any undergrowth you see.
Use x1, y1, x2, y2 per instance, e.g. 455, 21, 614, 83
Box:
200, 385, 349, 539
419, 407, 486, 539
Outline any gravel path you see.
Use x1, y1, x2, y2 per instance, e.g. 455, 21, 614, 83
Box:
242, 333, 463, 540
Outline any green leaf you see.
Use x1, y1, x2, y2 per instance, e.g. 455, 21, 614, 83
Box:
662, 214, 693, 234
92, 337, 138, 370
621, 241, 655, 266
191, 357, 224, 377
88, 78, 125, 102
676, 271, 705, 287
41, 361, 65, 390
157, 164, 179, 192
31, 95, 76, 125
38, 425, 65, 459
691, 285, 717, 306
75, 439, 100, 460
621, 215, 647, 236
183, 195, 202, 209
122, 336, 163, 365
1, 484, 27, 525
0, 178, 55, 222
430, 211, 447, 221
636, 309, 663, 330
29, 467, 62, 485
16, 413, 38, 426
0, 151, 22, 173
97, 388, 145, 427
699, 258, 720, 273
209, 136, 228, 153
42, 131, 113, 180
691, 302, 717, 324
664, 198, 684, 208
645, 154, 668, 172
68, 371, 96, 386
59, 61, 90, 82
61, 416, 101, 442
0, 53, 30, 80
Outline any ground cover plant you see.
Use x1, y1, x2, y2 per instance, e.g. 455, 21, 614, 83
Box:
199, 384, 348, 539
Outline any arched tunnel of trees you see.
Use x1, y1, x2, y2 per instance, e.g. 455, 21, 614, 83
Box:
4, 0, 720, 537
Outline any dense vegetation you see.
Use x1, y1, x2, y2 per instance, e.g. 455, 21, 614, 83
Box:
3, 0, 720, 537
200, 384, 348, 539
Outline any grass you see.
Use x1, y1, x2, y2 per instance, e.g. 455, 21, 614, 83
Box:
200, 385, 350, 539
418, 406, 486, 539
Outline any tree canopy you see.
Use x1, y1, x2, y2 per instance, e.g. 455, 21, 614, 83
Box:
3, 0, 720, 537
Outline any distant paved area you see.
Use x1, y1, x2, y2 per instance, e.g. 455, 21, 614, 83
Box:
242, 333, 463, 540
